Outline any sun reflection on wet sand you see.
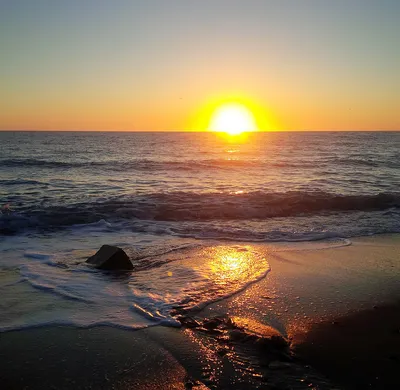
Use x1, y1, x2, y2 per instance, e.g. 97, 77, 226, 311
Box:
207, 246, 269, 290
126, 244, 270, 325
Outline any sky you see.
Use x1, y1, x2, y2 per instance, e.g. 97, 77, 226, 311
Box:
1, 0, 399, 131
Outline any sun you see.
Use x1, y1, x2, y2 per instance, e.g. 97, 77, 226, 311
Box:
208, 103, 258, 135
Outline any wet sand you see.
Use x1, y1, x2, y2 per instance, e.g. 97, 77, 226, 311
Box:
191, 233, 400, 388
199, 234, 400, 337
0, 326, 212, 390
294, 302, 400, 389
1, 234, 400, 389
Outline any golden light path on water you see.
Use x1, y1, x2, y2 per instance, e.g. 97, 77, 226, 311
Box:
208, 247, 263, 287
186, 246, 271, 310
170, 247, 266, 387
129, 245, 270, 321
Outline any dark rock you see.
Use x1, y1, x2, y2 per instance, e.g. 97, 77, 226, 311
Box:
243, 334, 260, 344
203, 317, 223, 330
228, 329, 246, 342
170, 307, 189, 316
177, 316, 200, 328
257, 335, 289, 350
200, 327, 225, 336
86, 245, 133, 270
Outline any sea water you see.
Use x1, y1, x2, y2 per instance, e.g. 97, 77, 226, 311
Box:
1, 131, 399, 331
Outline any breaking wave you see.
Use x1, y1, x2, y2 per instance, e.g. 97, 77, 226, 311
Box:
2, 156, 398, 172
1, 191, 400, 238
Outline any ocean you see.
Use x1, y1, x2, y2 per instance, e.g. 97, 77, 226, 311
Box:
1, 131, 399, 331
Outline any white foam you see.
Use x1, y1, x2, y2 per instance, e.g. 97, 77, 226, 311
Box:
24, 252, 51, 260
1, 242, 270, 332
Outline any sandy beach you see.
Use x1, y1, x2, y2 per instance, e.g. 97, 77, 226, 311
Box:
1, 234, 400, 389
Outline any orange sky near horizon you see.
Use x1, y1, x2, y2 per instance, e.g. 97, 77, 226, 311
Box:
1, 1, 399, 132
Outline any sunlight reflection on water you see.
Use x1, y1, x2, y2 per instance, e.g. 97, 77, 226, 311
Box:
209, 246, 265, 287
129, 245, 271, 318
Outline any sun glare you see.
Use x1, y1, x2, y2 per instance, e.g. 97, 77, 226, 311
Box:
208, 103, 258, 135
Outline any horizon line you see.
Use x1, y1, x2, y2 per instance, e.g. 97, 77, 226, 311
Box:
1, 129, 399, 133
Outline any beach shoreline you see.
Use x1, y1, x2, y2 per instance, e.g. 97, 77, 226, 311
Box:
1, 234, 400, 389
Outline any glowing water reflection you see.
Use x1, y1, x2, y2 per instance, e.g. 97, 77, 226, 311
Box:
209, 247, 264, 288
128, 245, 270, 320
186, 246, 271, 311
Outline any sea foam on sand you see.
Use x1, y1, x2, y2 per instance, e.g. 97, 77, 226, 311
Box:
1, 234, 400, 389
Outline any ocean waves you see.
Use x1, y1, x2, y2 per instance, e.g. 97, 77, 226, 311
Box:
136, 191, 400, 220
2, 132, 400, 241
1, 191, 400, 239
2, 155, 399, 172
0, 157, 257, 171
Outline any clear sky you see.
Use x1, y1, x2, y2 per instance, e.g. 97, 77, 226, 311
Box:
1, 0, 399, 131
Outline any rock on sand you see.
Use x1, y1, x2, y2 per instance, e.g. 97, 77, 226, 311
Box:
86, 245, 133, 270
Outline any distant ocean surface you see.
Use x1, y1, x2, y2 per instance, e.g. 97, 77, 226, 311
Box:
1, 131, 400, 241
1, 131, 400, 332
